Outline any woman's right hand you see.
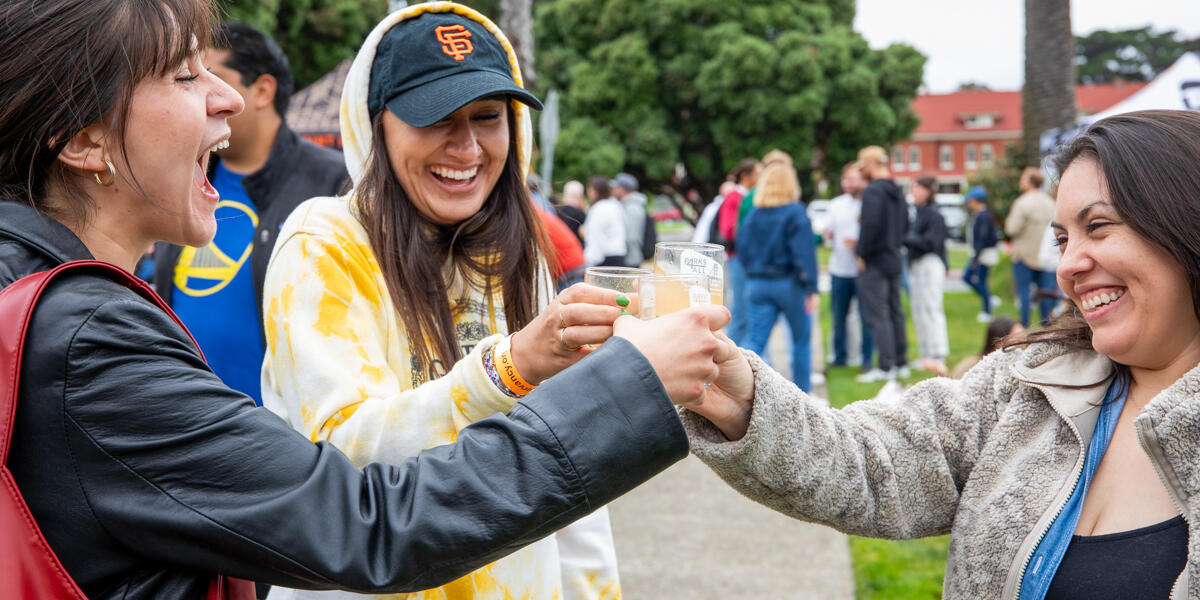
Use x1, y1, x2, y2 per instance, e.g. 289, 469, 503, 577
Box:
612, 305, 732, 406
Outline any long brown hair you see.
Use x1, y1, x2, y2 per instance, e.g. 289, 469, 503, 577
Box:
1012, 110, 1200, 351
355, 109, 547, 378
0, 0, 213, 224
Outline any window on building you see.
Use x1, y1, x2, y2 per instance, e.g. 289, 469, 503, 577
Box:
939, 145, 954, 170
965, 144, 978, 170
892, 147, 905, 172
964, 114, 995, 129
908, 146, 921, 171
982, 144, 995, 168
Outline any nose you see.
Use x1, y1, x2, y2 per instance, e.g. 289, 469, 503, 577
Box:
207, 71, 244, 118
1055, 236, 1092, 292
444, 121, 481, 162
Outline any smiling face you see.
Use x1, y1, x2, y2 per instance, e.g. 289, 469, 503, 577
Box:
1053, 158, 1200, 369
381, 99, 510, 226
112, 48, 243, 248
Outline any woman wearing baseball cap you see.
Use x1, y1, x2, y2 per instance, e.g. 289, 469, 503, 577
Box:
261, 4, 713, 599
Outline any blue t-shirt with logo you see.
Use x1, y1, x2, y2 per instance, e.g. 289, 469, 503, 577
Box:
171, 162, 265, 404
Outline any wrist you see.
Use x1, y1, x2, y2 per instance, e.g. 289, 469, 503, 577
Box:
507, 328, 548, 385
490, 334, 539, 396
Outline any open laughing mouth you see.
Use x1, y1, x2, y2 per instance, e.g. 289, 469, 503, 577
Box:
430, 165, 479, 187
1079, 287, 1126, 314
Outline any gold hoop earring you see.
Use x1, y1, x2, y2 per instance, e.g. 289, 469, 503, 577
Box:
94, 159, 116, 187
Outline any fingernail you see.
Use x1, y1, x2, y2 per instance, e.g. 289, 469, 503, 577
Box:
620, 310, 631, 316
616, 295, 630, 308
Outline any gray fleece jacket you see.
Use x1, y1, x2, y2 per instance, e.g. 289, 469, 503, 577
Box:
684, 342, 1200, 599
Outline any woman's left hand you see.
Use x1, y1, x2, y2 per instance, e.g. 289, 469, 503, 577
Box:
509, 283, 626, 385
678, 331, 755, 440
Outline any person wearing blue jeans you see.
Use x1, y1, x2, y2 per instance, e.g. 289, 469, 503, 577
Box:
1012, 261, 1059, 326
965, 262, 991, 313
742, 277, 814, 390
830, 275, 873, 366
735, 160, 818, 391
965, 186, 999, 322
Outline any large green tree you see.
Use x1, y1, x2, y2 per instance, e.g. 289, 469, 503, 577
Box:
217, 0, 502, 90
219, 0, 389, 89
1075, 26, 1200, 84
535, 0, 924, 205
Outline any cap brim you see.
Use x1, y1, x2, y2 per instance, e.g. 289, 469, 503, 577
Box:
384, 70, 543, 128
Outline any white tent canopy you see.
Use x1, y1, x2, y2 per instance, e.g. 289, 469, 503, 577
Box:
1040, 52, 1200, 154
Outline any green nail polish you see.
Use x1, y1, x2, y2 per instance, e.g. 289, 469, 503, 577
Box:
616, 295, 630, 307
620, 310, 631, 316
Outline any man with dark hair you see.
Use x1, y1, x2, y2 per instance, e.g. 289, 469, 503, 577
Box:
153, 22, 349, 406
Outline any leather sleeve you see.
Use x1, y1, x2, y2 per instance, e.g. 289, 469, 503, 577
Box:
59, 296, 686, 593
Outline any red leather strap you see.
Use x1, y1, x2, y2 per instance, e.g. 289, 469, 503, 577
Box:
1, 260, 251, 600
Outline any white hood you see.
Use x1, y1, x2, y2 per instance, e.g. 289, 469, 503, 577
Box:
338, 2, 536, 186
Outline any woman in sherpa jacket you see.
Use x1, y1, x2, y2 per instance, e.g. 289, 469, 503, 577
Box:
683, 110, 1200, 599
262, 4, 632, 599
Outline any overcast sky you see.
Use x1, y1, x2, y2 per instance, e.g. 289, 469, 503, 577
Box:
854, 0, 1200, 93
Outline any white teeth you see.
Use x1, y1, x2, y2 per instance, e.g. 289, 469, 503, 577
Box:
1082, 289, 1124, 311
431, 166, 478, 181
208, 140, 229, 153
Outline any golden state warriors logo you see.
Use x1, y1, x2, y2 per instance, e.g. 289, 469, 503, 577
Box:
173, 200, 258, 297
436, 25, 473, 61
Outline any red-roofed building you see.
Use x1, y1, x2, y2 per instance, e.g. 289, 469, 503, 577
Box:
892, 82, 1146, 192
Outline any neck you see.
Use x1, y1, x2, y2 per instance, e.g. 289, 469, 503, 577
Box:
220, 114, 281, 174
1127, 337, 1200, 410
65, 216, 144, 273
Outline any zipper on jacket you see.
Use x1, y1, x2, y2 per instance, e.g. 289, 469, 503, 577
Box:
1135, 416, 1191, 600
1000, 385, 1088, 600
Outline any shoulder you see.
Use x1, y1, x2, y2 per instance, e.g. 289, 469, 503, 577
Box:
274, 196, 374, 264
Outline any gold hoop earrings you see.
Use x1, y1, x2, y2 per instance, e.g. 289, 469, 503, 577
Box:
94, 158, 116, 187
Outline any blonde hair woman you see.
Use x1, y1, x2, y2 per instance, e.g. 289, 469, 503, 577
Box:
734, 161, 818, 390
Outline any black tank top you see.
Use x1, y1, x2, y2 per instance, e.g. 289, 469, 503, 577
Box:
1044, 515, 1186, 600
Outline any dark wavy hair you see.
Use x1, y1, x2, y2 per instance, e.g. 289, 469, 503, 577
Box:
354, 108, 547, 378
1014, 110, 1200, 352
0, 0, 213, 225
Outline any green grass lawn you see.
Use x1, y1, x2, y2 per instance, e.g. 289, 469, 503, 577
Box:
816, 251, 1020, 599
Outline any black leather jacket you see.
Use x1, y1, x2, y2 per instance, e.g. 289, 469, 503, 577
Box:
1, 201, 687, 599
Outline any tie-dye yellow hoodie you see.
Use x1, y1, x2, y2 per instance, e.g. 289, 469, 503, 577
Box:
260, 4, 620, 599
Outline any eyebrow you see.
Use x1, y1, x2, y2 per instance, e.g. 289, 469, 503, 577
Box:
1049, 200, 1113, 230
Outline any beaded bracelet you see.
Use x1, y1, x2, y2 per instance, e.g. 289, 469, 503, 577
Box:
482, 339, 523, 399
493, 334, 536, 396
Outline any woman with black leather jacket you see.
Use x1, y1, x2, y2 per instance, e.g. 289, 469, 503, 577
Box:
0, 1, 733, 597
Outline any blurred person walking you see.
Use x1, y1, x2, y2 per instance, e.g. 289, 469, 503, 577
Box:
1006, 167, 1058, 327
827, 162, 873, 369
855, 146, 909, 383
581, 175, 626, 266
692, 181, 735, 244
736, 162, 818, 391
965, 186, 1000, 323
904, 176, 949, 372
555, 179, 587, 244
718, 158, 762, 343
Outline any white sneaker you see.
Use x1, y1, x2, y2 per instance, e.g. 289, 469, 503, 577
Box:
856, 368, 890, 383
810, 372, 826, 386
991, 295, 1003, 309
976, 312, 994, 323
897, 366, 911, 379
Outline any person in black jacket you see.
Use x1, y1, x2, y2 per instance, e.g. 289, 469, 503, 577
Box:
904, 176, 949, 372
0, 1, 734, 598
965, 186, 1001, 323
151, 22, 349, 405
854, 146, 910, 382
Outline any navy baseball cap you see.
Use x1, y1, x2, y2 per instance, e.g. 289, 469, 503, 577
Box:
368, 12, 542, 127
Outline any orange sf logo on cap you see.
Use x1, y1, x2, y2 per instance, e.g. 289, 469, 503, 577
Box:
436, 25, 473, 61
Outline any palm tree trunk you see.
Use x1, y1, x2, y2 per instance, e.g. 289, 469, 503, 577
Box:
500, 0, 536, 87
1022, 0, 1076, 164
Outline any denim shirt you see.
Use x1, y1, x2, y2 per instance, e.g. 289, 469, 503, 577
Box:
1019, 378, 1127, 600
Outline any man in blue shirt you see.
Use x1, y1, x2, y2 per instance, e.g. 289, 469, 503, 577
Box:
154, 23, 348, 404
